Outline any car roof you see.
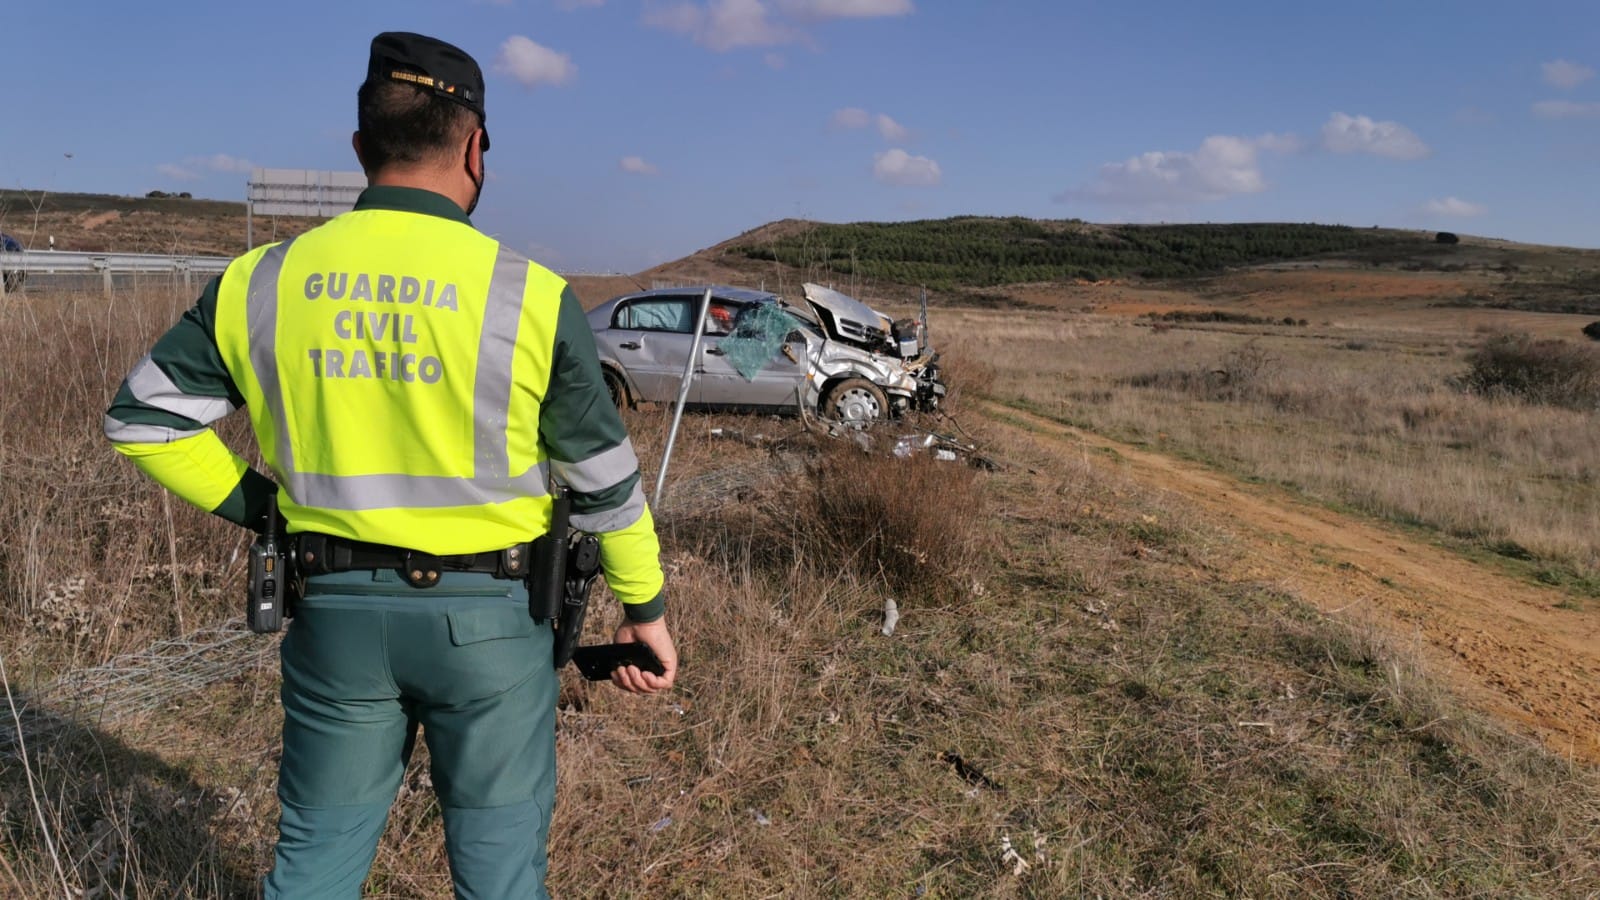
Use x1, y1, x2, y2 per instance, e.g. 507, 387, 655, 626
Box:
615, 285, 781, 305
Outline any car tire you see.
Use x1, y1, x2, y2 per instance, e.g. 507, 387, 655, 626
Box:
602, 368, 631, 409
823, 378, 886, 426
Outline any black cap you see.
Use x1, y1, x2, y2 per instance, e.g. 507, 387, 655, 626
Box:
367, 32, 490, 151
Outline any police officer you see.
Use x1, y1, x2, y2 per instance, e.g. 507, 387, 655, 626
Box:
104, 32, 676, 898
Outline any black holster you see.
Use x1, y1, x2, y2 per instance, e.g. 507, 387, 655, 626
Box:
554, 534, 602, 669
526, 484, 603, 668
527, 486, 570, 620
247, 494, 297, 634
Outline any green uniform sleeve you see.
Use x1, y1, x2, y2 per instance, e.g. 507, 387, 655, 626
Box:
104, 277, 276, 530
540, 285, 665, 621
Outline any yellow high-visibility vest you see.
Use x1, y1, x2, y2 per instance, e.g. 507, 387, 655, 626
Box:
213, 208, 571, 555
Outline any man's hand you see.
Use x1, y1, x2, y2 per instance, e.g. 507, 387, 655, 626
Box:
611, 618, 677, 694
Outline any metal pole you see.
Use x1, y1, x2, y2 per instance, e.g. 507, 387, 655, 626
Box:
652, 288, 712, 510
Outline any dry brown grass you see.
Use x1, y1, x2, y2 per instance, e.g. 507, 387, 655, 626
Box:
942, 307, 1600, 583
1462, 331, 1600, 410
5, 287, 1600, 898
0, 291, 254, 680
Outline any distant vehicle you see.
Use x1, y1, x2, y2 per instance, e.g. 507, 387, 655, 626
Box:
586, 283, 945, 424
1, 233, 23, 292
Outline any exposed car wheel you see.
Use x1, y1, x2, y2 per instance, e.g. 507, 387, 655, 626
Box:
823, 378, 886, 426
602, 368, 631, 409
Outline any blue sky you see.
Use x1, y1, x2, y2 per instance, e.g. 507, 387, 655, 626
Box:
4, 1, 1600, 271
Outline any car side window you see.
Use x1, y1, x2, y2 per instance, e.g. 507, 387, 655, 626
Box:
615, 298, 694, 334
705, 300, 743, 336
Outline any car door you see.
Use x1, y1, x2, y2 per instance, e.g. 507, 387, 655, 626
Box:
597, 295, 699, 403
697, 302, 812, 410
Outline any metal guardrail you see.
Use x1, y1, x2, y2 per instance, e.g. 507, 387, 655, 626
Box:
0, 249, 233, 298
1, 251, 635, 299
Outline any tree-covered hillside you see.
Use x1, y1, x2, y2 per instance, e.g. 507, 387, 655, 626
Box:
731, 217, 1434, 287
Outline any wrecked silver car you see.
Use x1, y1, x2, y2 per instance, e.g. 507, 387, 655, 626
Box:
586, 283, 945, 423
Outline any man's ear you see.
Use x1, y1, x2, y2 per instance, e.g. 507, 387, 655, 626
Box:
351, 131, 367, 170
467, 129, 486, 180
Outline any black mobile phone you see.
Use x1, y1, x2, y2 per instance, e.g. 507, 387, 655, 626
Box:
571, 642, 666, 681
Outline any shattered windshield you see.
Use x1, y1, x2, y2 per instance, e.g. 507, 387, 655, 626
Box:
720, 304, 805, 380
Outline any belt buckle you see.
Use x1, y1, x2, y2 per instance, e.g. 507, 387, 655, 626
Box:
401, 551, 442, 588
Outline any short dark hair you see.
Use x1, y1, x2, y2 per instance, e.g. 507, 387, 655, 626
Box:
356, 79, 480, 172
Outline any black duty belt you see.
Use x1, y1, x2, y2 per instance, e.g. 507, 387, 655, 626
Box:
293, 533, 532, 589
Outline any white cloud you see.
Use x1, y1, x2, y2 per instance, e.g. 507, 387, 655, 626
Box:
775, 0, 912, 18
1422, 196, 1486, 218
1321, 112, 1429, 160
203, 153, 254, 173
643, 0, 800, 51
829, 106, 871, 129
645, 0, 908, 50
1542, 59, 1594, 90
875, 113, 909, 142
157, 164, 199, 181
1533, 99, 1600, 119
527, 242, 565, 265
1064, 133, 1295, 206
873, 148, 941, 186
495, 35, 577, 88
1251, 132, 1304, 154
830, 107, 911, 141
620, 155, 660, 175
156, 153, 255, 181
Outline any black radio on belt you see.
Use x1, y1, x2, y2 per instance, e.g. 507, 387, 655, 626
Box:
247, 493, 290, 634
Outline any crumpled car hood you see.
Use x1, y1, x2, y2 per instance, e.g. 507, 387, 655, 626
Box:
802, 282, 892, 346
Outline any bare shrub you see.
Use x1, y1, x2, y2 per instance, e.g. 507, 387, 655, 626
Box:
1213, 340, 1277, 395
767, 442, 988, 598
1461, 332, 1600, 410
1124, 340, 1279, 403
930, 338, 995, 412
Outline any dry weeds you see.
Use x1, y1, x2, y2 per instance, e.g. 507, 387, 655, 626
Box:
942, 307, 1600, 583
3, 288, 1599, 898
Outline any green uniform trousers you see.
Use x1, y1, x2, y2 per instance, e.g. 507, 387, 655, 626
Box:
262, 569, 556, 900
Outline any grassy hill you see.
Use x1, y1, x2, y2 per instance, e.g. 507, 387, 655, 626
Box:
667, 217, 1600, 315
0, 189, 322, 256
10, 190, 1600, 314
730, 218, 1437, 286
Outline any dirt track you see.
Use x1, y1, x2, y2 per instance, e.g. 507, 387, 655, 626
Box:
988, 403, 1600, 764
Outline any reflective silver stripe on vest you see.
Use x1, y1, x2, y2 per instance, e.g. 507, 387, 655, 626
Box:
285, 463, 550, 511
472, 248, 530, 481
570, 482, 646, 533
246, 240, 297, 476
551, 437, 639, 493
245, 240, 549, 512
103, 415, 203, 444
126, 354, 237, 424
